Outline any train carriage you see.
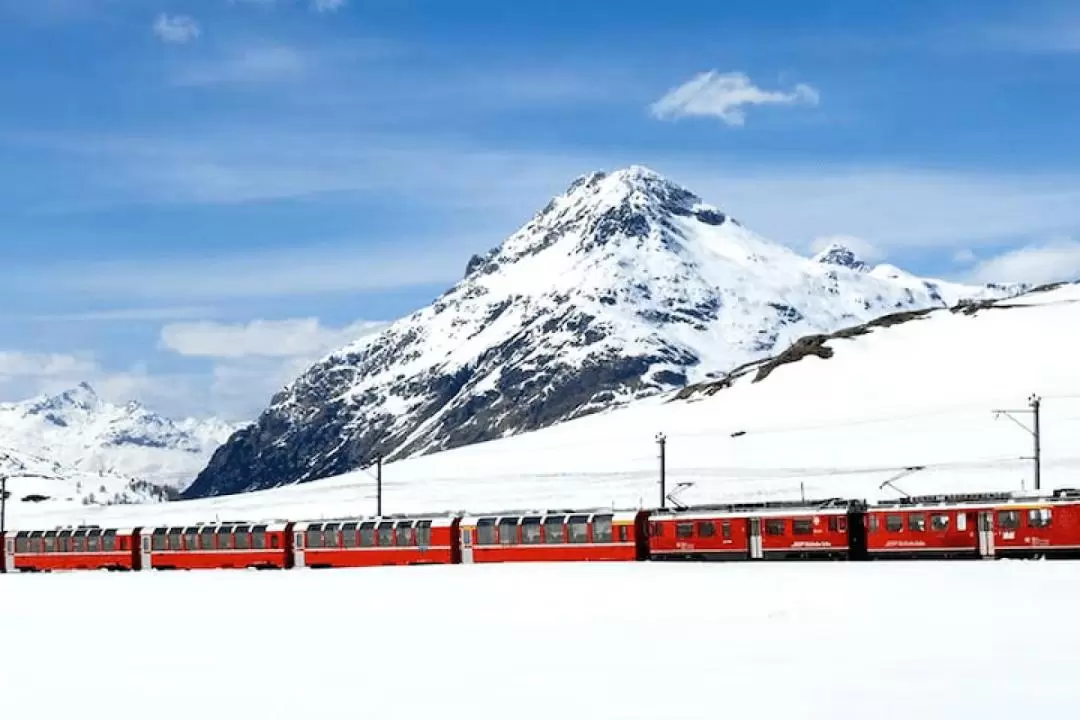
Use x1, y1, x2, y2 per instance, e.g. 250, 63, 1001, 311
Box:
291, 514, 459, 569
459, 510, 647, 564
2, 526, 140, 572
141, 522, 291, 570
865, 490, 1080, 560
648, 499, 865, 561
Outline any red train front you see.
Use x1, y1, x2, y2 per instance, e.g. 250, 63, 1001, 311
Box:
864, 490, 1080, 559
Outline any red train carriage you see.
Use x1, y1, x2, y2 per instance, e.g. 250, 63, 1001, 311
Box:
291, 515, 460, 569
865, 490, 1080, 559
2, 526, 141, 572
141, 522, 291, 570
648, 499, 865, 560
458, 510, 647, 564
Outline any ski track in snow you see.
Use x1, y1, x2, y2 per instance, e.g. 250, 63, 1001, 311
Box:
1, 561, 1077, 717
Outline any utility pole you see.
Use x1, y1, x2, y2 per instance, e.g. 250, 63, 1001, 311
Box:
655, 433, 667, 509
993, 394, 1042, 492
376, 455, 383, 517
1, 475, 7, 538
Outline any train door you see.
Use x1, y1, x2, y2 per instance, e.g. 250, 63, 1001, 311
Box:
748, 518, 763, 560
293, 530, 306, 568
139, 534, 152, 571
977, 512, 995, 559
461, 526, 474, 564
3, 535, 13, 572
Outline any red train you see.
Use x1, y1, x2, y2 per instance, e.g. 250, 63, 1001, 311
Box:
4, 489, 1080, 574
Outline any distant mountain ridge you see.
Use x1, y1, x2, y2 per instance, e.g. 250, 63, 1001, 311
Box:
186, 165, 1024, 499
0, 383, 240, 505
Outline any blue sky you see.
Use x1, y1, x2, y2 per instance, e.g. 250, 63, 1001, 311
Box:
1, 0, 1080, 420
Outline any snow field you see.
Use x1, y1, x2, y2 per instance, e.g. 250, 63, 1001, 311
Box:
2, 561, 1078, 717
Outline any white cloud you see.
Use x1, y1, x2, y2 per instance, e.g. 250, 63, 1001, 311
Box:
967, 240, 1080, 285
649, 71, 819, 126
810, 235, 885, 263
171, 45, 308, 86
312, 0, 346, 11
0, 351, 98, 381
153, 13, 200, 44
160, 318, 387, 358
953, 248, 977, 265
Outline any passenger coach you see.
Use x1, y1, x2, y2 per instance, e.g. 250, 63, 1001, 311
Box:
458, 510, 647, 563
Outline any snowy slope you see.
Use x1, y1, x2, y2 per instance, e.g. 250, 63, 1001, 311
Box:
8, 283, 1077, 530
3, 562, 1077, 718
187, 165, 1021, 499
0, 383, 240, 508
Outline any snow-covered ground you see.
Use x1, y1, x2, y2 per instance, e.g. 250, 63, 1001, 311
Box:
4, 284, 1079, 531
1, 561, 1076, 717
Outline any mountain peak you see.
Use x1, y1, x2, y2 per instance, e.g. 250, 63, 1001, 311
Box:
187, 166, 1022, 499
813, 242, 870, 272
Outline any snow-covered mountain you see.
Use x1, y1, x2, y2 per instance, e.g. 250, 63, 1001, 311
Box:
185, 165, 1023, 499
0, 383, 240, 507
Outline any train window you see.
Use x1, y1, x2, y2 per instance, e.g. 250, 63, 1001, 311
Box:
907, 514, 926, 532
15, 535, 28, 553
343, 523, 359, 548
360, 522, 376, 547
695, 521, 715, 539
618, 525, 629, 542
568, 516, 590, 543
152, 530, 167, 551
521, 517, 542, 544
44, 533, 56, 553
307, 526, 323, 548
721, 521, 732, 540
648, 522, 663, 538
184, 529, 198, 550
58, 530, 71, 552
253, 526, 267, 549
497, 518, 518, 545
87, 535, 101, 552
199, 528, 215, 550
885, 515, 903, 533
270, 534, 280, 549
72, 535, 86, 552
676, 522, 694, 539
395, 522, 414, 547
543, 517, 565, 544
218, 529, 234, 550
476, 519, 496, 545
793, 519, 813, 536
30, 536, 43, 553
931, 514, 950, 531
1028, 508, 1052, 529
377, 522, 394, 547
868, 515, 879, 533
103, 533, 117, 552
326, 523, 342, 548
416, 521, 432, 547
234, 529, 250, 550
594, 515, 614, 543
957, 513, 967, 532
997, 510, 1019, 531
765, 520, 785, 536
